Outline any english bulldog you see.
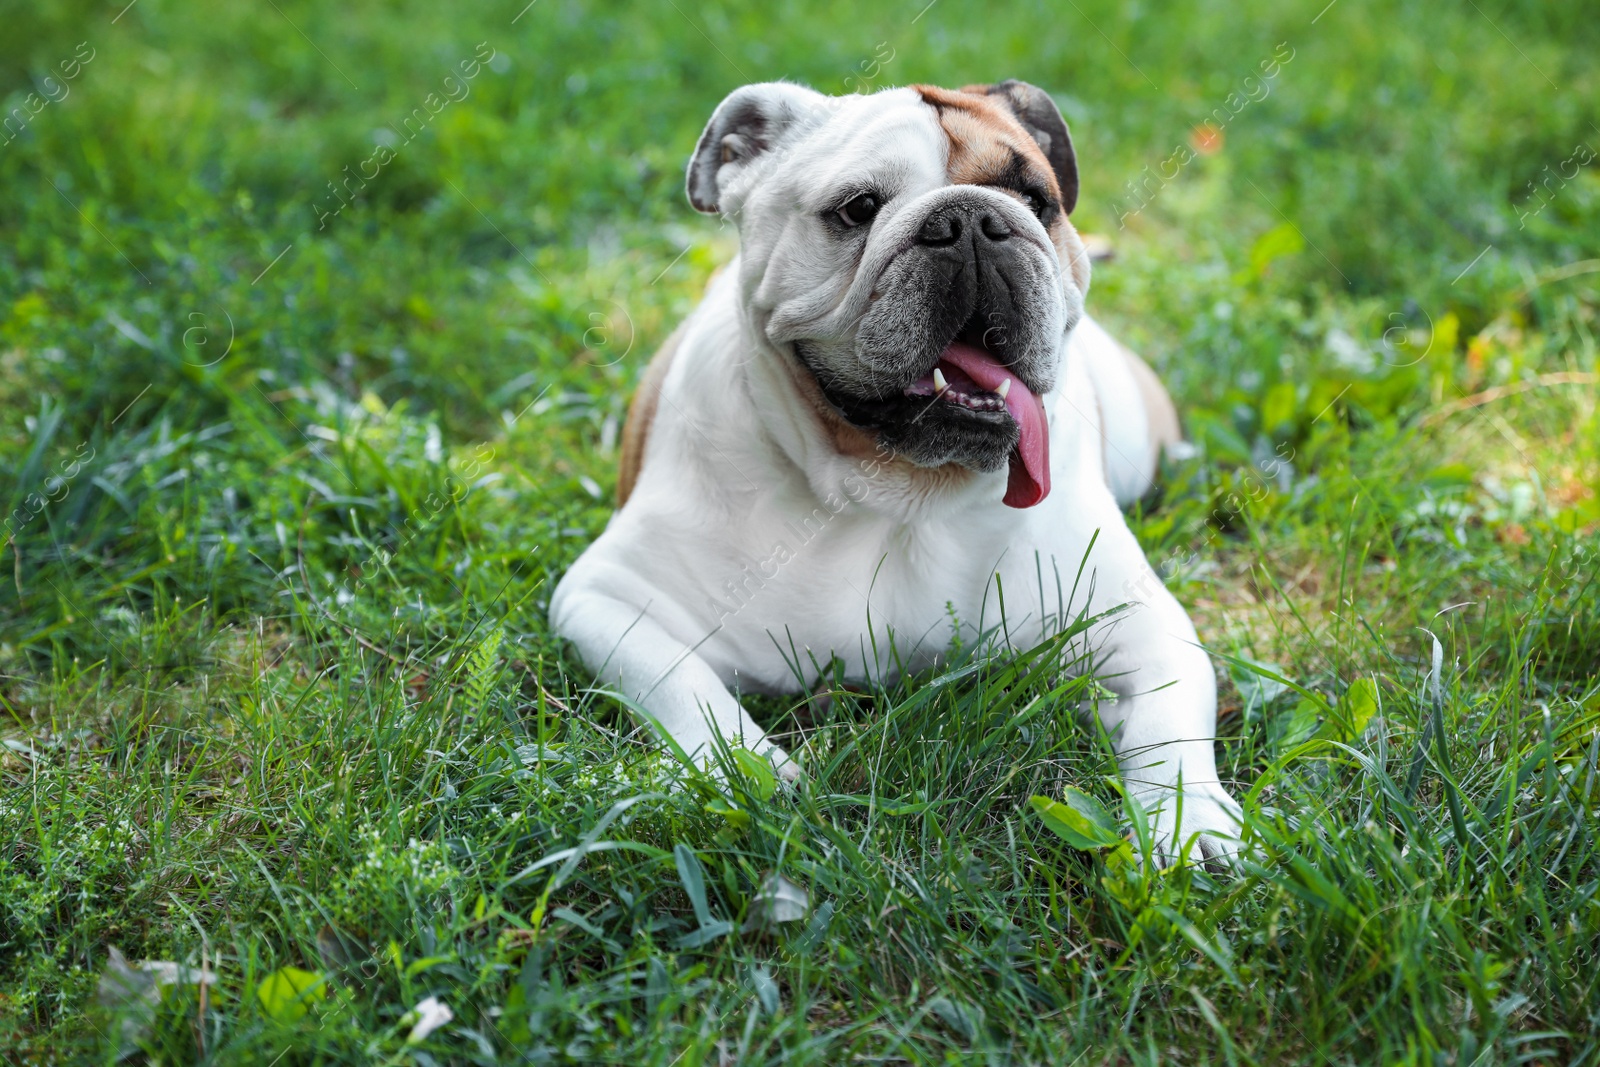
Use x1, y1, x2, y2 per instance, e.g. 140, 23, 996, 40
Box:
550, 80, 1244, 863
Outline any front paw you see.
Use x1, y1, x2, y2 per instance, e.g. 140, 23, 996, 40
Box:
1130, 781, 1245, 868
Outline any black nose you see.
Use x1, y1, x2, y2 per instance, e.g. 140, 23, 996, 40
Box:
916, 211, 962, 247
916, 205, 1013, 247
979, 212, 1011, 241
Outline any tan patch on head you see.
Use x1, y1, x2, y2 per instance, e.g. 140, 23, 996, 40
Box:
915, 85, 1057, 192
913, 84, 1090, 294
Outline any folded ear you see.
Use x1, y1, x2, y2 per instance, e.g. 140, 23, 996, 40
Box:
686, 82, 827, 214
964, 80, 1078, 214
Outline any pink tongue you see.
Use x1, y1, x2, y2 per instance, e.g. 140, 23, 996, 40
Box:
938, 342, 1050, 508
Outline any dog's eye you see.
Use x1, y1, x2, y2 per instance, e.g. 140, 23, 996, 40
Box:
837, 193, 882, 227
1019, 191, 1046, 218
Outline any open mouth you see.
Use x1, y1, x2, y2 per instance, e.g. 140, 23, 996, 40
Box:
899, 336, 1051, 509
795, 313, 1053, 510
903, 361, 1011, 412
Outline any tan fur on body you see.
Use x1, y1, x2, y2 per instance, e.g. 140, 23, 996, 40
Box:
616, 325, 680, 507
1121, 344, 1182, 458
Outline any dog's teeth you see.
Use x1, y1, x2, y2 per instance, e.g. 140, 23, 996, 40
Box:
933, 368, 948, 392
996, 378, 1011, 400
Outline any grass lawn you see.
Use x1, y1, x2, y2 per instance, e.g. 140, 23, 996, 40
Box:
2, 0, 1598, 1062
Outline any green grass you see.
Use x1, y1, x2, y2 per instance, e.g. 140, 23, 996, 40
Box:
2, 0, 1598, 1062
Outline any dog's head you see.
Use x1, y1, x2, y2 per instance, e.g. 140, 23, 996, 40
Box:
687, 80, 1090, 508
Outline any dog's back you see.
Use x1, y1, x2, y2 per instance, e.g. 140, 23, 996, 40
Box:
1072, 315, 1183, 506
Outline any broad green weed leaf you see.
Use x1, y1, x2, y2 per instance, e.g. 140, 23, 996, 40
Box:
749, 964, 780, 1015
1229, 658, 1289, 719
672, 843, 734, 948
1100, 842, 1146, 910
673, 843, 712, 926
1248, 222, 1304, 278
926, 996, 981, 1041
793, 900, 836, 954
1271, 697, 1322, 750
1261, 381, 1298, 433
730, 748, 777, 801
256, 966, 325, 1021
704, 798, 751, 830
674, 920, 734, 948
402, 955, 454, 979
1323, 677, 1379, 742
1029, 788, 1122, 851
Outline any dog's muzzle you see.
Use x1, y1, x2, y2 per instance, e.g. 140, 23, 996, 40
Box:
853, 188, 1065, 395
794, 187, 1066, 507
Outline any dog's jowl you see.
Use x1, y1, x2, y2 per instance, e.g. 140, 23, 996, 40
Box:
551, 80, 1241, 864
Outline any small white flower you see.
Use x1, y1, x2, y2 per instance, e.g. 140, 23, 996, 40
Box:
407, 996, 453, 1043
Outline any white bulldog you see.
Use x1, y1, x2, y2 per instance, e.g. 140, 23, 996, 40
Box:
550, 80, 1243, 863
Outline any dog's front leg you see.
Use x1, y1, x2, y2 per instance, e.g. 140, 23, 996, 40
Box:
550, 585, 796, 778
1087, 549, 1244, 864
